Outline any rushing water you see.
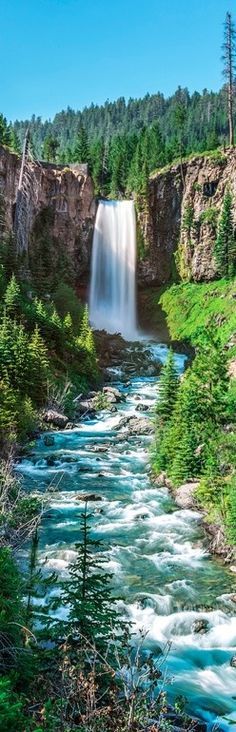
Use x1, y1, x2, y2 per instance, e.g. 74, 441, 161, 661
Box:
89, 200, 137, 339
17, 341, 236, 729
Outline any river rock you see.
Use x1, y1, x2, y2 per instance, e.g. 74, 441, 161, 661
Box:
42, 410, 68, 428
230, 655, 236, 667
175, 481, 199, 509
192, 618, 210, 634
103, 385, 124, 403
46, 454, 57, 466
118, 415, 154, 435
136, 403, 149, 411
76, 399, 96, 417
43, 434, 55, 447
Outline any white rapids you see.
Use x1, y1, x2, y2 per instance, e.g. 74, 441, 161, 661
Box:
89, 200, 137, 339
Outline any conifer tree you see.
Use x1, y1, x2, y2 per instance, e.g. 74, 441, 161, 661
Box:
61, 502, 120, 649
4, 275, 21, 316
85, 327, 96, 357
174, 100, 187, 187
42, 135, 59, 162
156, 349, 179, 426
222, 12, 236, 147
74, 126, 90, 165
28, 325, 49, 403
63, 312, 73, 337
80, 304, 90, 342
51, 307, 62, 329
214, 188, 236, 277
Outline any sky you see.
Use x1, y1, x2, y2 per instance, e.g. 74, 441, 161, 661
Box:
0, 0, 233, 121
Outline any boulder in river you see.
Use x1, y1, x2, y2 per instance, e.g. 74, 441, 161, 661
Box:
192, 618, 210, 634
42, 410, 68, 429
103, 385, 125, 403
230, 655, 236, 668
117, 415, 154, 435
43, 434, 55, 447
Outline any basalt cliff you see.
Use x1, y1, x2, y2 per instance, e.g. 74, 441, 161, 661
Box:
138, 148, 236, 285
0, 145, 96, 283
1, 144, 236, 287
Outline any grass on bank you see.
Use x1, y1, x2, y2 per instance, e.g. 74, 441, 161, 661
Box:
157, 278, 236, 356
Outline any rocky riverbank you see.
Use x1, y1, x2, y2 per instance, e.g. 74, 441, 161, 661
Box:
153, 472, 236, 569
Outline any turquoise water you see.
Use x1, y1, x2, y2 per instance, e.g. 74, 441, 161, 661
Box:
17, 341, 236, 727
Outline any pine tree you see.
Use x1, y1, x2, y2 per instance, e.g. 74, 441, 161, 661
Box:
80, 304, 90, 342
28, 325, 49, 403
74, 126, 90, 165
174, 100, 187, 187
63, 312, 73, 337
42, 135, 59, 162
85, 328, 96, 357
51, 308, 62, 329
4, 275, 21, 316
214, 188, 236, 277
156, 349, 179, 426
61, 502, 121, 649
222, 12, 236, 147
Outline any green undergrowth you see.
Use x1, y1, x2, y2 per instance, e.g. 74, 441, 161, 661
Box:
152, 279, 236, 549
158, 278, 236, 356
149, 147, 227, 178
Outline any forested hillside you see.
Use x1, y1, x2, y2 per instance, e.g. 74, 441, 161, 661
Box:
0, 85, 231, 196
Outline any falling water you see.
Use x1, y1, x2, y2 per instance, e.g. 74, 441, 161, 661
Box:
89, 200, 137, 339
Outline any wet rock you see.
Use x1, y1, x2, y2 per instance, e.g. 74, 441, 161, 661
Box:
230, 655, 236, 667
64, 422, 75, 430
76, 399, 96, 417
42, 410, 68, 429
46, 454, 57, 466
43, 435, 55, 447
175, 481, 199, 509
103, 385, 125, 403
92, 445, 109, 453
75, 493, 102, 502
117, 415, 154, 435
136, 403, 149, 412
192, 618, 210, 634
153, 471, 172, 488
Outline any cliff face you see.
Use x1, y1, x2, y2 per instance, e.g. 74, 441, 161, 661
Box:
1, 144, 236, 289
139, 149, 236, 285
0, 146, 96, 281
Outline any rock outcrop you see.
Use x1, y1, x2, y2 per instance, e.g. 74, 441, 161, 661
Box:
0, 145, 96, 281
138, 148, 236, 284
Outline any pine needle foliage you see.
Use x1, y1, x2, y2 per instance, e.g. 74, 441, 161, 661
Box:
214, 189, 236, 278
61, 502, 122, 650
156, 348, 179, 426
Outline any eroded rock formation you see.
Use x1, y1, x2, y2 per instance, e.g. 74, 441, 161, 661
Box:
138, 148, 236, 284
0, 146, 96, 281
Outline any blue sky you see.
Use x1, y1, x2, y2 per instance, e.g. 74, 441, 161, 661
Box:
0, 0, 233, 121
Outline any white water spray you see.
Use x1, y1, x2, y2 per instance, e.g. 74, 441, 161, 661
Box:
89, 200, 137, 339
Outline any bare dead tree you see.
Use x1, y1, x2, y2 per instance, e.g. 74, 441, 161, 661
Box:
222, 12, 236, 147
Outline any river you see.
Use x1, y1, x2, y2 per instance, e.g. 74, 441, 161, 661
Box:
16, 338, 236, 728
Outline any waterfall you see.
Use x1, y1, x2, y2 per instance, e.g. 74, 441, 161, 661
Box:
89, 200, 137, 339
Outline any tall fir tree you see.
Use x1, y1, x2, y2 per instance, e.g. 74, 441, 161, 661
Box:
214, 188, 236, 277
156, 349, 179, 426
74, 126, 90, 165
60, 502, 121, 650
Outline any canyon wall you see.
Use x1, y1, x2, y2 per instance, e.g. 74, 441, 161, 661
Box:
0, 146, 96, 282
1, 144, 236, 288
138, 148, 236, 285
